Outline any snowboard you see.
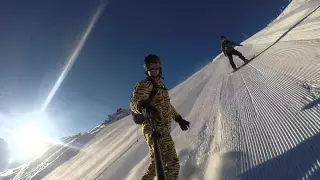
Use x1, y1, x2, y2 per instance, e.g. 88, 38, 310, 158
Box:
231, 55, 256, 73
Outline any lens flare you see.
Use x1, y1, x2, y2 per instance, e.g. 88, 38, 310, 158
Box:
41, 2, 107, 112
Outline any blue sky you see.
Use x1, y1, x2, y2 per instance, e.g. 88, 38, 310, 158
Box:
0, 0, 289, 145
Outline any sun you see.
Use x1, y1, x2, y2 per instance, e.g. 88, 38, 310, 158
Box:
13, 123, 48, 160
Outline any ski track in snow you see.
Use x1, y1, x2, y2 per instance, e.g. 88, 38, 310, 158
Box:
9, 0, 320, 180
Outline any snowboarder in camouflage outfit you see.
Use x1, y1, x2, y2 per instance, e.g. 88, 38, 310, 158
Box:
130, 54, 190, 180
221, 36, 249, 70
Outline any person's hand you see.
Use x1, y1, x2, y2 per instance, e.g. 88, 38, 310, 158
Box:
175, 116, 190, 131
139, 100, 158, 115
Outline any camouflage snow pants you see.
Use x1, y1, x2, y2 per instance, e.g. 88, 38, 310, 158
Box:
142, 128, 180, 180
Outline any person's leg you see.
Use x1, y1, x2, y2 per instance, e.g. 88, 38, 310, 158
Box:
232, 49, 248, 62
159, 131, 180, 180
141, 132, 156, 180
227, 52, 237, 69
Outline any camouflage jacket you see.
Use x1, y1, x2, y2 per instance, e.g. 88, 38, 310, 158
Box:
130, 79, 180, 132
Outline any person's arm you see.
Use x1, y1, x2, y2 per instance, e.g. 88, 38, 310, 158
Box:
221, 43, 227, 56
230, 40, 242, 46
130, 80, 153, 114
170, 104, 181, 121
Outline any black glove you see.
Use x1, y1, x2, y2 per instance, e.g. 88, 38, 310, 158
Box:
175, 116, 190, 131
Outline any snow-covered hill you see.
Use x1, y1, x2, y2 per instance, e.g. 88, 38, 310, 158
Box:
4, 0, 320, 179
0, 138, 9, 172
0, 108, 130, 180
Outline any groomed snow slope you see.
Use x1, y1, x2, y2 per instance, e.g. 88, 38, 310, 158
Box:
41, 0, 320, 180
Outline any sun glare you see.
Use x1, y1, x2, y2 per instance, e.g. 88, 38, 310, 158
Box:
13, 121, 48, 160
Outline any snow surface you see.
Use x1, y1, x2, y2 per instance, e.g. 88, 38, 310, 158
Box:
0, 109, 131, 180
5, 0, 320, 179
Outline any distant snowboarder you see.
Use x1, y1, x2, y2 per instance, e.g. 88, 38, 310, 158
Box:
221, 36, 249, 71
130, 54, 190, 180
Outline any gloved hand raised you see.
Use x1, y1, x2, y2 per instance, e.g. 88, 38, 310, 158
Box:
175, 116, 190, 131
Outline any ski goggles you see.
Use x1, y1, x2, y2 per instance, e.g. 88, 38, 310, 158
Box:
147, 63, 161, 71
